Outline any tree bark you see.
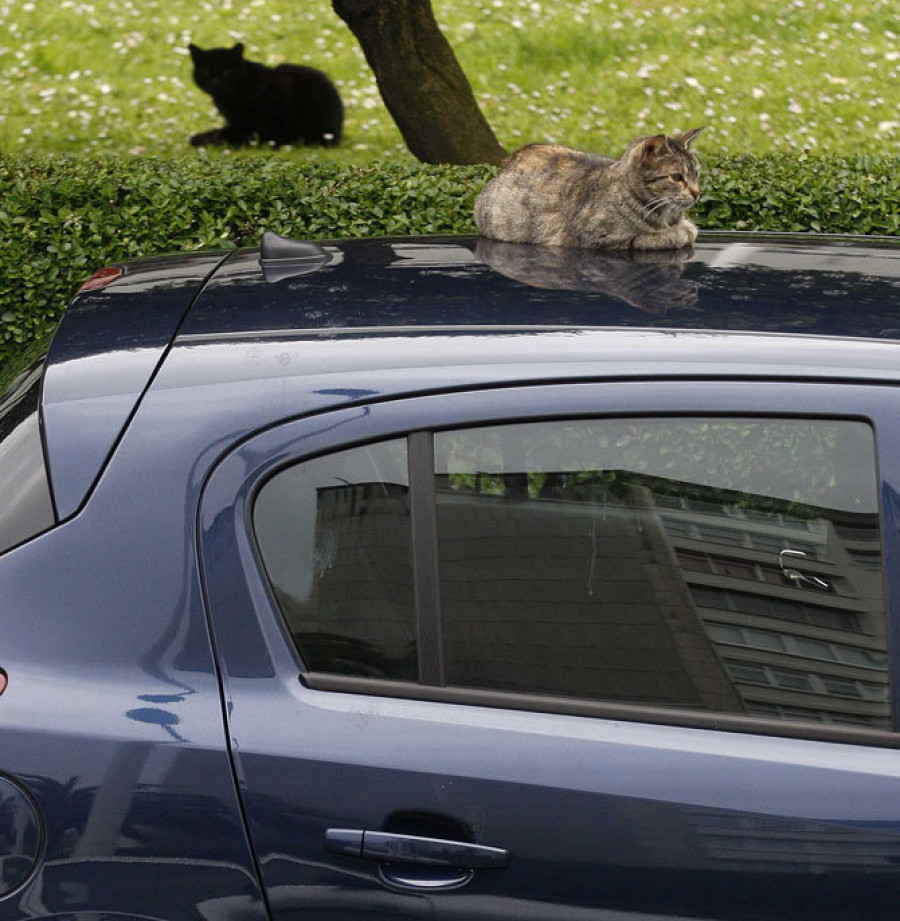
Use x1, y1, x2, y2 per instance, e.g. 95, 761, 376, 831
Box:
333, 0, 507, 165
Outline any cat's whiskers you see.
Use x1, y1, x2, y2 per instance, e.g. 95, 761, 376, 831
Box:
642, 197, 676, 219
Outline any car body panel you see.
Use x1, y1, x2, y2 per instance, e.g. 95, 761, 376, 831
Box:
0, 320, 267, 921
181, 233, 900, 339
42, 250, 229, 518
3, 232, 900, 921
0, 517, 266, 921
199, 379, 900, 920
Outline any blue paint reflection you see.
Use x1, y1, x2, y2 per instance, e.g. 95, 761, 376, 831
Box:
126, 707, 185, 742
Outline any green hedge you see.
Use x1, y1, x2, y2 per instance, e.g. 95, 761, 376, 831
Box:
1, 153, 898, 378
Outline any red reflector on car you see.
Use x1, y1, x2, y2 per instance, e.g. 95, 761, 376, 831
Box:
0, 670, 7, 696
77, 266, 124, 294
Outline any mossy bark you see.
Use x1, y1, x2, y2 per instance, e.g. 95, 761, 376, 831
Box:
333, 0, 507, 165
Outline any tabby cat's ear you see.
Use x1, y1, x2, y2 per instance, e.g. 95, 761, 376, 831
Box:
676, 127, 705, 149
639, 135, 672, 161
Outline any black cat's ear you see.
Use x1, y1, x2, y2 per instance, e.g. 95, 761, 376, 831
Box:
232, 42, 245, 57
676, 127, 705, 149
189, 43, 200, 59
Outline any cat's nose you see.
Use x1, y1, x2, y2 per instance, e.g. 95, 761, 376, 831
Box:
688, 184, 701, 200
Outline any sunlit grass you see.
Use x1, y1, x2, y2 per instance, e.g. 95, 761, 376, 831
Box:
0, 0, 897, 160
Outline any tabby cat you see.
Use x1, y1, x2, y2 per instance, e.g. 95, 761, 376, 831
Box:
189, 42, 343, 148
475, 129, 703, 250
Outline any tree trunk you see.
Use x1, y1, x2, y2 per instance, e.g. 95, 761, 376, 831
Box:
333, 0, 507, 165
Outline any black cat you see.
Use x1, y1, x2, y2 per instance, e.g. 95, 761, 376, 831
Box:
189, 42, 343, 148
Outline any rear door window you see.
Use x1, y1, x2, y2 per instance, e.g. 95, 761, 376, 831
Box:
254, 438, 417, 680
433, 418, 887, 728
253, 416, 889, 731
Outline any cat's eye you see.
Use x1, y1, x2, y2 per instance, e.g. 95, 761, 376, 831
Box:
671, 173, 685, 182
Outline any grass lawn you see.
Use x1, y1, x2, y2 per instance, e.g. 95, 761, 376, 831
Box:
1, 0, 897, 161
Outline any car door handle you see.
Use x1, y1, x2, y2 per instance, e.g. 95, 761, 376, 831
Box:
325, 828, 510, 869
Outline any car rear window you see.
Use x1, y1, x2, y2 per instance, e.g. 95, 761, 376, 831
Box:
253, 416, 889, 731
0, 358, 56, 555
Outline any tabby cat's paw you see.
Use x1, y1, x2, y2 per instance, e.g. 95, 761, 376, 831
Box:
682, 220, 699, 245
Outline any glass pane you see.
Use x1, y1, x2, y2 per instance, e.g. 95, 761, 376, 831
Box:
745, 629, 785, 652
0, 358, 55, 555
434, 418, 890, 728
254, 439, 417, 680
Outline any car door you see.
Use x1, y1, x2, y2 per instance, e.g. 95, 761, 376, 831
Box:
199, 380, 900, 920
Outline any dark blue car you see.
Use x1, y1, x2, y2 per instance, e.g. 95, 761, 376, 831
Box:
3, 231, 900, 920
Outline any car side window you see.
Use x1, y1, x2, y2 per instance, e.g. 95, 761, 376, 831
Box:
254, 438, 417, 681
433, 418, 888, 728
253, 417, 889, 730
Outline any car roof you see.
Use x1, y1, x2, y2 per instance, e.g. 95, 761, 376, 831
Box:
163, 229, 900, 410
178, 231, 900, 342
41, 231, 900, 520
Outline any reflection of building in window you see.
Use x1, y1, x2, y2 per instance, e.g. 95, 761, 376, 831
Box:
683, 805, 900, 875
437, 486, 743, 713
263, 455, 888, 729
274, 481, 417, 681
436, 471, 889, 729
649, 489, 887, 727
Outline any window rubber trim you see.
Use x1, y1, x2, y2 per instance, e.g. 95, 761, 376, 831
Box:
301, 671, 900, 749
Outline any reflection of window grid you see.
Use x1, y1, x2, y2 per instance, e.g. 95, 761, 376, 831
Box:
662, 514, 820, 557
743, 701, 880, 726
677, 550, 810, 587
834, 522, 881, 541
724, 660, 888, 702
706, 622, 887, 670
653, 494, 821, 531
847, 550, 883, 570
691, 585, 860, 633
